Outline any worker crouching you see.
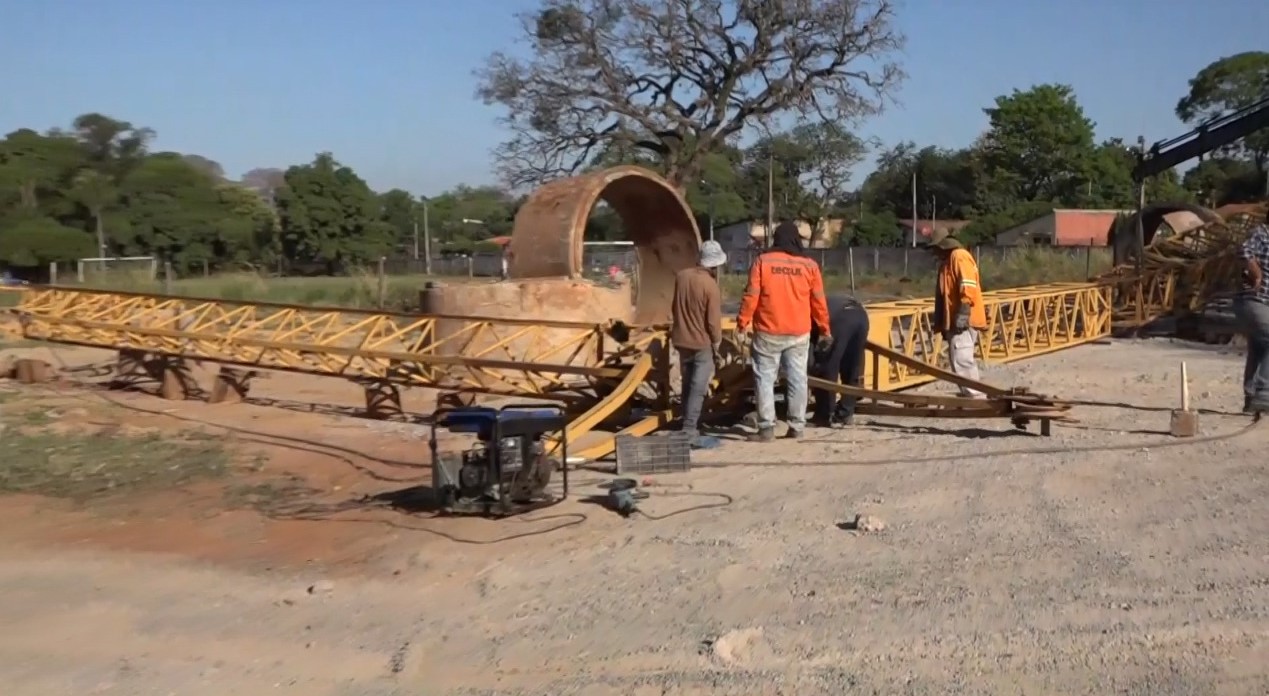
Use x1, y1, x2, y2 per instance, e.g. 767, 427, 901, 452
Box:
927, 234, 987, 397
811, 298, 870, 427
737, 222, 832, 441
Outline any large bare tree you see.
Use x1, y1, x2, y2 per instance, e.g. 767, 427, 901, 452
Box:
476, 0, 905, 189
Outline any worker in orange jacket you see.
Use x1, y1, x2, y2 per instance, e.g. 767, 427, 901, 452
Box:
737, 221, 832, 441
927, 234, 987, 397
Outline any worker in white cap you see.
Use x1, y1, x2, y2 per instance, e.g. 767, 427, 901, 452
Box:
671, 240, 727, 444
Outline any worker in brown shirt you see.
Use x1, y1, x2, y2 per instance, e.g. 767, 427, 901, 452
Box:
671, 240, 726, 440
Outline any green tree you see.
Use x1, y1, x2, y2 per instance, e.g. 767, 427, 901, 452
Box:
111, 153, 270, 269
958, 201, 1058, 246
71, 113, 154, 181
974, 84, 1098, 212
68, 169, 119, 258
218, 184, 281, 267
274, 153, 395, 270
0, 216, 96, 266
1183, 157, 1263, 206
1080, 138, 1190, 208
735, 123, 867, 226
849, 208, 902, 246
684, 149, 749, 227
422, 185, 517, 246
859, 142, 977, 220
1176, 52, 1269, 173
0, 129, 84, 211
379, 188, 422, 252
476, 0, 905, 189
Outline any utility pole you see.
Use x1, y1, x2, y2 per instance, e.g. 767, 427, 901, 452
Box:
412, 219, 420, 261
708, 193, 716, 242
910, 169, 918, 248
931, 194, 937, 235
421, 197, 432, 276
1134, 136, 1147, 276
766, 153, 774, 248
700, 179, 716, 242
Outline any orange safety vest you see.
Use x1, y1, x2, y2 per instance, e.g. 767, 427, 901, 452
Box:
737, 251, 831, 336
936, 248, 987, 332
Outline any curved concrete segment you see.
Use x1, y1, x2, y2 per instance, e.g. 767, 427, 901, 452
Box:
507, 165, 701, 324
1111, 202, 1221, 266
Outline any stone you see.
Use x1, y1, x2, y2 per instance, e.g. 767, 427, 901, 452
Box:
854, 514, 886, 533
307, 580, 335, 595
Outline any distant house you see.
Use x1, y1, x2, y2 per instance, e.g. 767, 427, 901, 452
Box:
712, 219, 847, 254
899, 219, 971, 246
995, 209, 1132, 247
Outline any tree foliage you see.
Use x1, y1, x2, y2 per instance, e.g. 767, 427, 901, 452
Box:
476, 0, 905, 188
1176, 52, 1269, 172
974, 84, 1097, 211
3, 42, 1266, 275
274, 153, 396, 271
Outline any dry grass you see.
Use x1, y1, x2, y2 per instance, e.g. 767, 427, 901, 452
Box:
68, 269, 449, 310
0, 389, 231, 501
33, 246, 1117, 309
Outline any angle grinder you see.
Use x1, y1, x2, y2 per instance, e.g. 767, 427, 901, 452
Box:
606, 478, 649, 517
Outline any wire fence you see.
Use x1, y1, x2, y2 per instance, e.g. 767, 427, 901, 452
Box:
30, 243, 1114, 311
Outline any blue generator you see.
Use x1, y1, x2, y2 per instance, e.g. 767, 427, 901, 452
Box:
429, 405, 569, 516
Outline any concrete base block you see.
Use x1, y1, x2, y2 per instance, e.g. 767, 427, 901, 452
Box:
14, 359, 54, 384
1169, 409, 1199, 438
158, 358, 197, 400
364, 381, 405, 420
209, 367, 254, 404
113, 349, 195, 400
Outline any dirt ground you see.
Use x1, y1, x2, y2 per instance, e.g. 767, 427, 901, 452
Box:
0, 338, 1267, 695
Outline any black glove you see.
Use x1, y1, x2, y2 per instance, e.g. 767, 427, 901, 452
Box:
953, 306, 971, 332
814, 334, 833, 355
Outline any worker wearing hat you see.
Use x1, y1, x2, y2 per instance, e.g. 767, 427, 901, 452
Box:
671, 240, 728, 444
927, 232, 987, 397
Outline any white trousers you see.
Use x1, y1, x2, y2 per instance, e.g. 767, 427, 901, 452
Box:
948, 329, 984, 397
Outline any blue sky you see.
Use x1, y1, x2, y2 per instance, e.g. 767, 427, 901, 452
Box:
2, 0, 1266, 197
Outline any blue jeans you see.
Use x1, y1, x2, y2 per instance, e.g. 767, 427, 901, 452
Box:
1235, 298, 1269, 408
678, 348, 715, 435
751, 332, 810, 432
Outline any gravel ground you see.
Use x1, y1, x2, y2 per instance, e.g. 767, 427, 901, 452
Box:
0, 337, 1266, 695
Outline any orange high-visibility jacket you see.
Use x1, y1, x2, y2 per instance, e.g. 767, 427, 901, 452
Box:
737, 251, 831, 337
936, 248, 987, 332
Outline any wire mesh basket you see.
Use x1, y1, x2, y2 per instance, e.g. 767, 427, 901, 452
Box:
614, 432, 692, 475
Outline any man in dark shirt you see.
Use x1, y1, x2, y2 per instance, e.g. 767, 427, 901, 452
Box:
810, 297, 870, 427
1236, 208, 1269, 415
671, 240, 726, 439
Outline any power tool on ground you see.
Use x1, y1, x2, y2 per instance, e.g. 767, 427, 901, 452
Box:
429, 404, 569, 516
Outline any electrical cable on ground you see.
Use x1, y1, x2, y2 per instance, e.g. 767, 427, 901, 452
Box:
19, 343, 1266, 540
632, 491, 734, 520
689, 416, 1262, 469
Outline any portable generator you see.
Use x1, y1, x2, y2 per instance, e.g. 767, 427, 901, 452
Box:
429, 404, 569, 516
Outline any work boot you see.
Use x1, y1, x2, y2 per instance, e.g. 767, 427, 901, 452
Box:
747, 427, 775, 443
783, 427, 803, 441
834, 414, 855, 428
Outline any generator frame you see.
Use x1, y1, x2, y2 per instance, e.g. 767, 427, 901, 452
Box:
429, 403, 570, 517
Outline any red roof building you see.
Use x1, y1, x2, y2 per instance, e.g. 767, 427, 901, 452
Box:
995, 209, 1131, 247
899, 219, 971, 246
